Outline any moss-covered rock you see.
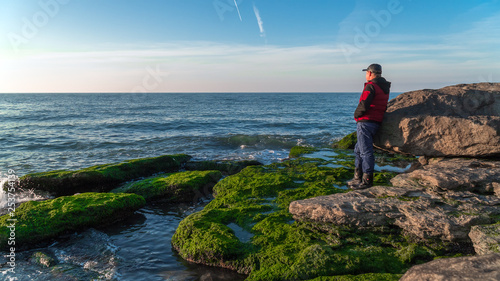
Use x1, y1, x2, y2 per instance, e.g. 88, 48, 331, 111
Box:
333, 132, 357, 149
0, 192, 145, 250
289, 146, 319, 158
172, 157, 434, 280
185, 160, 262, 175
30, 251, 57, 268
10, 154, 192, 196
112, 170, 223, 202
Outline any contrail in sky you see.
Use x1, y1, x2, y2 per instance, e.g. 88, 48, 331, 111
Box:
234, 0, 242, 21
253, 4, 265, 37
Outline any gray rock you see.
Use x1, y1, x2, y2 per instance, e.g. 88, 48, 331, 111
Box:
399, 254, 500, 281
289, 186, 406, 228
29, 251, 57, 268
289, 186, 500, 243
374, 83, 500, 157
469, 223, 500, 255
390, 158, 500, 196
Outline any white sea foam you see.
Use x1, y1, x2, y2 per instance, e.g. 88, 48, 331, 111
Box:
0, 175, 49, 213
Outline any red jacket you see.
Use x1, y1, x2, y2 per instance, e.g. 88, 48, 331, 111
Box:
354, 77, 391, 123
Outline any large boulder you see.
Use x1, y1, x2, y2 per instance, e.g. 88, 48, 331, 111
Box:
400, 254, 500, 281
374, 83, 500, 157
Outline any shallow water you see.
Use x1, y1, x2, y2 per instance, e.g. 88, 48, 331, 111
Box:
0, 149, 413, 280
1, 200, 247, 281
0, 92, 404, 280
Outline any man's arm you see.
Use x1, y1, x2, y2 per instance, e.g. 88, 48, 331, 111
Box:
354, 84, 376, 118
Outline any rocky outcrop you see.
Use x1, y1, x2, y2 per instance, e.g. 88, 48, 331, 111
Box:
374, 83, 500, 157
170, 144, 496, 279
400, 254, 500, 281
289, 154, 500, 251
391, 157, 500, 196
289, 153, 500, 279
171, 155, 421, 280
289, 184, 500, 244
9, 154, 192, 196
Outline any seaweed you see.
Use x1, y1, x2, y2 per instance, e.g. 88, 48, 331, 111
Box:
0, 192, 145, 250
172, 158, 438, 280
9, 154, 192, 196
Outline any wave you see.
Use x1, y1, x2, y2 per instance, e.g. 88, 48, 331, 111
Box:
0, 176, 50, 215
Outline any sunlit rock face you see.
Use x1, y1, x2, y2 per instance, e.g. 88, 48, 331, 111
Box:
374, 83, 500, 158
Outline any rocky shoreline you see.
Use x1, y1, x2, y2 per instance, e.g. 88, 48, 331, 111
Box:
1, 83, 499, 280
173, 83, 499, 280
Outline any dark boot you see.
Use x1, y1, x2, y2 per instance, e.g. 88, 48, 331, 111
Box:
347, 168, 363, 188
352, 173, 373, 190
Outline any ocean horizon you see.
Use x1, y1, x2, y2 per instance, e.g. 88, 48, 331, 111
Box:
0, 92, 399, 176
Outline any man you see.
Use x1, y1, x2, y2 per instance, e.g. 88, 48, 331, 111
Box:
348, 63, 391, 189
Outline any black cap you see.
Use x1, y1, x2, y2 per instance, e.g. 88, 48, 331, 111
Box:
362, 63, 382, 74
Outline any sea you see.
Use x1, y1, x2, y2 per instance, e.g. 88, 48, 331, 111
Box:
0, 92, 400, 281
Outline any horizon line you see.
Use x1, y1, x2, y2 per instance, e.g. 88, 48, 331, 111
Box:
0, 91, 405, 95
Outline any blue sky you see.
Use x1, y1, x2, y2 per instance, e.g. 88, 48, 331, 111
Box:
0, 0, 499, 93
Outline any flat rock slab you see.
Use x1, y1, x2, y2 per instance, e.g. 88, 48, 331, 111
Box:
391, 158, 500, 196
289, 186, 500, 243
400, 254, 500, 281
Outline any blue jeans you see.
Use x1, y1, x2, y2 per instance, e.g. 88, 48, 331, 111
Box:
354, 122, 380, 174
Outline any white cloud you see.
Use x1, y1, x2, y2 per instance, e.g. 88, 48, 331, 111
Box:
2, 8, 500, 96
253, 4, 265, 38
0, 43, 350, 93
233, 0, 242, 21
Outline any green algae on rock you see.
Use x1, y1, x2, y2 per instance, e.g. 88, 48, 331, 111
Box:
289, 146, 319, 158
185, 160, 262, 175
112, 170, 223, 202
332, 132, 357, 150
0, 192, 145, 250
10, 154, 192, 196
172, 158, 433, 280
30, 251, 57, 268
